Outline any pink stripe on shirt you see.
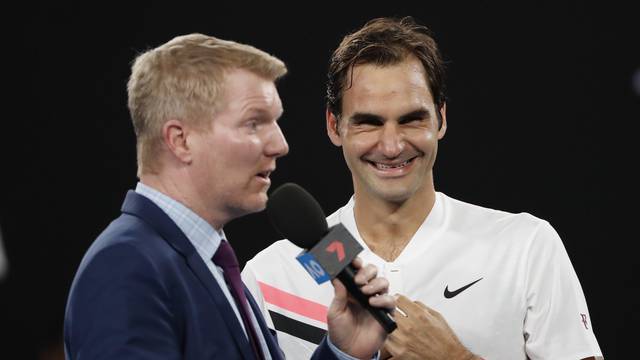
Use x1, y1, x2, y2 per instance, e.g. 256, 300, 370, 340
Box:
258, 281, 328, 324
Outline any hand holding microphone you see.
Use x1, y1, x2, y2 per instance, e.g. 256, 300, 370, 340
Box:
328, 257, 394, 358
266, 183, 397, 334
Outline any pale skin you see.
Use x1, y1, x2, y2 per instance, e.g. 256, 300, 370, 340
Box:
141, 68, 394, 358
327, 57, 596, 360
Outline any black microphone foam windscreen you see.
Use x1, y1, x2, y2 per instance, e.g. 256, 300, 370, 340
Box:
266, 183, 329, 249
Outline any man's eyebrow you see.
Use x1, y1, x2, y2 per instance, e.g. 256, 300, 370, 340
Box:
398, 108, 431, 122
349, 112, 385, 124
245, 107, 284, 120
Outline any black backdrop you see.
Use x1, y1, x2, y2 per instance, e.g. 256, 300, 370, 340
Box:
1, 2, 637, 359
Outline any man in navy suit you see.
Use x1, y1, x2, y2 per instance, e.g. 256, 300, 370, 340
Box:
63, 33, 394, 359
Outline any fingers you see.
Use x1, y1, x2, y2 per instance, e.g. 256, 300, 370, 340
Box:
361, 276, 388, 295
368, 293, 395, 310
362, 277, 394, 309
353, 263, 377, 285
351, 257, 363, 270
383, 336, 403, 358
394, 305, 408, 318
394, 294, 436, 321
413, 300, 429, 310
352, 263, 394, 309
413, 300, 440, 317
332, 259, 381, 308
395, 294, 415, 309
394, 294, 419, 317
348, 261, 395, 310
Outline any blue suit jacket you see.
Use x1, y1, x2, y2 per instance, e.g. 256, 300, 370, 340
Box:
64, 191, 338, 359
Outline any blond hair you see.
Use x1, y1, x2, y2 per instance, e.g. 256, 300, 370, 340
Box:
127, 33, 287, 176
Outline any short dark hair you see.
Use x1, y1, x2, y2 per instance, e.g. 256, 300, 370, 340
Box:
326, 17, 446, 123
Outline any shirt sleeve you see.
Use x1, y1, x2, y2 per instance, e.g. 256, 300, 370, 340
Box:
326, 336, 380, 360
523, 221, 603, 360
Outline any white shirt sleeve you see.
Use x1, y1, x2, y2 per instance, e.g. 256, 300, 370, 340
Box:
523, 221, 603, 360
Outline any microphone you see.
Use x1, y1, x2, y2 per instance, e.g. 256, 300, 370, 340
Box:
267, 183, 397, 333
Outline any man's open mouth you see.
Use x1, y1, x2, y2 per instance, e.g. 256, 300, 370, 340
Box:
368, 157, 417, 170
257, 170, 273, 179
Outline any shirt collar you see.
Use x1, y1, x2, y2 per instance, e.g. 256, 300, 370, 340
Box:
135, 182, 226, 260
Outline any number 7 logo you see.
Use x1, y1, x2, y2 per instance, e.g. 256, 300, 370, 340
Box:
326, 241, 345, 261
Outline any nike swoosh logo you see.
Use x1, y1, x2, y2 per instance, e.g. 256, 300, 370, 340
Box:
444, 278, 483, 299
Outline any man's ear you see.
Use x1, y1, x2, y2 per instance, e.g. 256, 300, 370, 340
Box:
326, 108, 342, 146
162, 119, 193, 164
437, 103, 447, 140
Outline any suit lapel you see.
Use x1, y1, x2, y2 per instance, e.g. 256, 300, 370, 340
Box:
121, 191, 255, 360
186, 252, 255, 360
246, 287, 284, 360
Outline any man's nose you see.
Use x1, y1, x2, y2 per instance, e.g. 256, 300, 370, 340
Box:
266, 124, 289, 158
378, 122, 404, 158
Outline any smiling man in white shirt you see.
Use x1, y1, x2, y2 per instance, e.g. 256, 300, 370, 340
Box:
242, 17, 603, 360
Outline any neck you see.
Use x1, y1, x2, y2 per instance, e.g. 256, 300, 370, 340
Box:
140, 172, 227, 230
352, 182, 436, 262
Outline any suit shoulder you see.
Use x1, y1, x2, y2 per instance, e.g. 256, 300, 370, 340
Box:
74, 213, 170, 278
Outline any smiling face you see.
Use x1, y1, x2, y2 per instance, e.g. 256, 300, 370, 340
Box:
327, 56, 446, 204
189, 68, 288, 222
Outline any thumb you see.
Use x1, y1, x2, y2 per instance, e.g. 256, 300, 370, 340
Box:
331, 278, 348, 310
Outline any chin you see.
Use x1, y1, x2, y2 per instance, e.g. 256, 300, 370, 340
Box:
227, 194, 268, 220
246, 194, 269, 213
369, 184, 416, 203
380, 192, 413, 204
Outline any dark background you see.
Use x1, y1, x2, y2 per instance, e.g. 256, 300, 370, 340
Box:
1, 2, 637, 359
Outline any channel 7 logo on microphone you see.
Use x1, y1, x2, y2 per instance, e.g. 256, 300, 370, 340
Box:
296, 223, 363, 284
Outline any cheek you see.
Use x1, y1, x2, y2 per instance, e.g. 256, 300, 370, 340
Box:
223, 137, 263, 166
424, 132, 438, 143
410, 129, 438, 147
343, 133, 377, 156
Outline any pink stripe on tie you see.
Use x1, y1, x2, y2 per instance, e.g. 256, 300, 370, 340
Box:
258, 281, 328, 324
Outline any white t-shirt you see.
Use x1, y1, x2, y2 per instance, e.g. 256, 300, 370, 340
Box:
242, 192, 603, 360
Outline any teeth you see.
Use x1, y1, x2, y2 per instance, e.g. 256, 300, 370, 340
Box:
375, 160, 410, 170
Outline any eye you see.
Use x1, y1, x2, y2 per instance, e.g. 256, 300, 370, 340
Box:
246, 119, 259, 132
355, 119, 381, 126
399, 115, 425, 124
399, 110, 431, 125
351, 116, 383, 127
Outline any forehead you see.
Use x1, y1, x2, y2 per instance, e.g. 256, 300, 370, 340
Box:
342, 57, 434, 115
219, 68, 282, 115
